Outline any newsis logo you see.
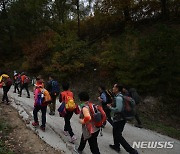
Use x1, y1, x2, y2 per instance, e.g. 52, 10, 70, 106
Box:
132, 141, 174, 149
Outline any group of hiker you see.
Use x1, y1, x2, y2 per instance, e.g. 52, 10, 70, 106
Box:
0, 72, 142, 154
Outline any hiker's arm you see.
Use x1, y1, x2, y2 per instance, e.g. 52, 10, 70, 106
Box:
79, 107, 91, 124
109, 97, 123, 113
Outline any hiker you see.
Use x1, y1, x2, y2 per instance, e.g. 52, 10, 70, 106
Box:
107, 84, 139, 154
74, 91, 101, 154
18, 72, 30, 98
46, 75, 60, 115
59, 82, 77, 143
98, 86, 113, 126
129, 88, 143, 128
34, 75, 45, 89
0, 73, 12, 104
13, 73, 20, 93
32, 81, 51, 131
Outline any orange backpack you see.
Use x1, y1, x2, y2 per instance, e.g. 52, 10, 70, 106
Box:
62, 91, 76, 111
88, 102, 107, 128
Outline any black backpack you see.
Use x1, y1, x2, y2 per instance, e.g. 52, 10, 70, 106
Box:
129, 88, 141, 105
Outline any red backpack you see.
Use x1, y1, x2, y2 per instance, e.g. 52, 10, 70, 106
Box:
88, 102, 107, 128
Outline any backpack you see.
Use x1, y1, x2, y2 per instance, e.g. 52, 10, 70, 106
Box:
51, 80, 60, 95
129, 88, 141, 105
5, 78, 12, 86
24, 76, 30, 84
88, 103, 107, 128
35, 88, 44, 106
121, 95, 136, 121
105, 90, 113, 104
63, 92, 76, 111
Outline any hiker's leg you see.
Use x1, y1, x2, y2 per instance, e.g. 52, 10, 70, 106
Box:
118, 120, 135, 153
24, 84, 30, 97
52, 95, 56, 112
2, 86, 6, 101
78, 134, 87, 151
135, 107, 142, 125
113, 121, 121, 149
64, 111, 74, 137
106, 108, 113, 126
41, 106, 47, 127
3, 86, 10, 102
135, 112, 142, 125
19, 84, 23, 96
5, 86, 11, 102
49, 95, 56, 113
17, 84, 20, 93
33, 106, 40, 122
88, 130, 100, 154
14, 84, 16, 93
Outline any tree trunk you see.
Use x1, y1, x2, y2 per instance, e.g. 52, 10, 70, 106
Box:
77, 0, 80, 37
2, 0, 13, 51
161, 0, 169, 19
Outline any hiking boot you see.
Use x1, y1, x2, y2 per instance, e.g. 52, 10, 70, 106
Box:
32, 122, 39, 127
49, 112, 55, 115
70, 135, 77, 143
74, 145, 82, 154
6, 102, 10, 105
40, 126, 45, 132
134, 124, 143, 128
129, 149, 139, 154
109, 144, 120, 153
63, 131, 69, 136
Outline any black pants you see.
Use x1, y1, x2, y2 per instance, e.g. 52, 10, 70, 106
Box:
102, 105, 113, 126
49, 94, 57, 112
78, 130, 100, 154
134, 106, 142, 125
33, 105, 47, 127
64, 110, 74, 137
113, 120, 134, 153
19, 83, 30, 97
14, 83, 19, 93
2, 86, 11, 102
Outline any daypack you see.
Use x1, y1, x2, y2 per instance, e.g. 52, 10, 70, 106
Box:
105, 90, 114, 104
5, 78, 12, 86
88, 103, 107, 128
35, 88, 44, 106
51, 80, 60, 95
121, 95, 136, 121
62, 92, 76, 111
129, 88, 141, 105
24, 76, 30, 84
65, 96, 76, 111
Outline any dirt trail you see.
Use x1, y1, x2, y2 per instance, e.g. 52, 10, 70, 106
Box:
1, 88, 180, 154
0, 101, 60, 154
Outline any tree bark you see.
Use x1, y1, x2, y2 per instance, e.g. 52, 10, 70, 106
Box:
161, 0, 169, 19
77, 0, 80, 37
